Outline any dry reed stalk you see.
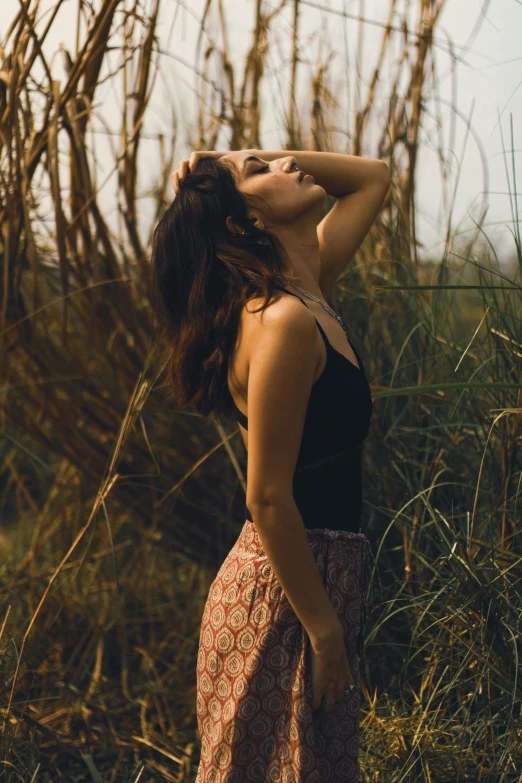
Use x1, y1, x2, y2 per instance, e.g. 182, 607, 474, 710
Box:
287, 0, 300, 147
197, 0, 288, 150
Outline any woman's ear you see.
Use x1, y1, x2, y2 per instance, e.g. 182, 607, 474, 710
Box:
225, 214, 266, 236
225, 216, 243, 236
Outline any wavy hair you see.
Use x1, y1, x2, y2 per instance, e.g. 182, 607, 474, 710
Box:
150, 157, 298, 420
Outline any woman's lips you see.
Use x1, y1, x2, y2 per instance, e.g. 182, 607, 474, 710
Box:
302, 173, 314, 181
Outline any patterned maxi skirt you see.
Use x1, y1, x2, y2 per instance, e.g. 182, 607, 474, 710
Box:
195, 519, 382, 783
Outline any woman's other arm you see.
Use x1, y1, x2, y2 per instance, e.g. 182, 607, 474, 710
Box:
250, 148, 388, 199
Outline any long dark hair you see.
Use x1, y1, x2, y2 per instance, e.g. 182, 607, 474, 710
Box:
150, 157, 298, 420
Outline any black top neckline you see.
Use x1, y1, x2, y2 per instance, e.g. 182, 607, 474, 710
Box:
273, 284, 365, 377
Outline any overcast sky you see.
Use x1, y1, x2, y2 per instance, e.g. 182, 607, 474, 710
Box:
2, 0, 521, 263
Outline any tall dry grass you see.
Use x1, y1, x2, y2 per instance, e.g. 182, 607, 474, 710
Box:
0, 0, 521, 780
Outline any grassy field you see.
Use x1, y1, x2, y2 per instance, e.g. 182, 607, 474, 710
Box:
1, 1, 521, 780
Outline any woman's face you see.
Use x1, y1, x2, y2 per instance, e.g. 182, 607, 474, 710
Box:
221, 151, 326, 232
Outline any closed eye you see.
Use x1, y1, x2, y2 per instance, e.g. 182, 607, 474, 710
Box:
255, 164, 269, 174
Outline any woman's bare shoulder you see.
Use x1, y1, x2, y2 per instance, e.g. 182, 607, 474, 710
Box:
230, 289, 315, 401
243, 287, 306, 323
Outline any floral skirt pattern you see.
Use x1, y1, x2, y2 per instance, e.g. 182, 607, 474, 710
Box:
195, 520, 381, 783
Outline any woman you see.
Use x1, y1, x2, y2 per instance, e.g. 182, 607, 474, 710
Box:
150, 148, 388, 782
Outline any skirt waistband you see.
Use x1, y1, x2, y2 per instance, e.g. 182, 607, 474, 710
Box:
242, 519, 383, 661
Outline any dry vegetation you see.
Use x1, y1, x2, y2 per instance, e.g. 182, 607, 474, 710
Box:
1, 0, 521, 780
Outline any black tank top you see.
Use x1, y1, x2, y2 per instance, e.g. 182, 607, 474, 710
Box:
230, 285, 373, 533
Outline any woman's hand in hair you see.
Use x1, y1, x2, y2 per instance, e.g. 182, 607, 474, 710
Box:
171, 149, 258, 194
171, 150, 226, 194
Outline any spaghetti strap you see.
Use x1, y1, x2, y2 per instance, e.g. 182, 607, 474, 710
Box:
273, 285, 364, 373
272, 285, 330, 351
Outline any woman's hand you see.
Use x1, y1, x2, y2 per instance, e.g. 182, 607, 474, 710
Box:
310, 625, 355, 714
172, 149, 252, 195
171, 151, 220, 194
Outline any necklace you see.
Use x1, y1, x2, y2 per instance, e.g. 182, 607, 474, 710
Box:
291, 283, 349, 336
